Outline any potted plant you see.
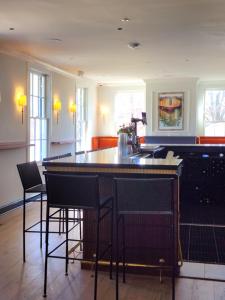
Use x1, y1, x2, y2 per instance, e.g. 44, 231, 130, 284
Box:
117, 123, 134, 138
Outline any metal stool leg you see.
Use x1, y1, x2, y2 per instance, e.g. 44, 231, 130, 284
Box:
122, 215, 126, 283
73, 209, 76, 224
65, 208, 69, 276
40, 192, 43, 248
109, 203, 113, 280
23, 191, 26, 263
79, 209, 83, 251
94, 209, 100, 300
43, 204, 50, 297
116, 214, 119, 300
59, 209, 62, 235
63, 209, 65, 233
172, 221, 175, 300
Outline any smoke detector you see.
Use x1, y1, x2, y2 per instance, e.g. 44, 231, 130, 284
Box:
77, 70, 84, 77
128, 42, 141, 49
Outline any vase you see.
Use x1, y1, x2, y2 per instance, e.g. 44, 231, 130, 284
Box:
118, 133, 129, 156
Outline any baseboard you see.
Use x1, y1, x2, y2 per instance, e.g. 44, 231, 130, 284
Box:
0, 195, 40, 215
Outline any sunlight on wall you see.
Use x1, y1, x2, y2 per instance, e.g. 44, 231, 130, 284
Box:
100, 105, 109, 115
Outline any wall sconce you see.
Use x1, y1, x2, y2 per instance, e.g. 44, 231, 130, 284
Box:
69, 101, 76, 124
100, 105, 109, 116
18, 95, 27, 124
53, 99, 61, 124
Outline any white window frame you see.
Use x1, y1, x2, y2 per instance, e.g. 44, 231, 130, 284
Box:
114, 89, 146, 136
203, 88, 225, 136
28, 70, 49, 162
75, 87, 88, 152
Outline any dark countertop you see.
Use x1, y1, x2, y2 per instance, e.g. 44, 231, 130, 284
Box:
141, 143, 225, 154
141, 143, 225, 148
43, 147, 182, 170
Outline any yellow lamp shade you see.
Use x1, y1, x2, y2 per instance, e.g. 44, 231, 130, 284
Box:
18, 95, 27, 107
69, 102, 76, 113
53, 99, 61, 111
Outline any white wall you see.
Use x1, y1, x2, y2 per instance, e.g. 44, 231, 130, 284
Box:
145, 78, 198, 136
50, 72, 76, 156
0, 54, 27, 207
0, 54, 27, 141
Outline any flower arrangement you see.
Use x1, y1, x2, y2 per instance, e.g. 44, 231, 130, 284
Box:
117, 123, 134, 137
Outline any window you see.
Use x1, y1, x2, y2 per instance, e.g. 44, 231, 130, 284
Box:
76, 88, 87, 151
29, 72, 48, 161
204, 90, 225, 136
115, 90, 145, 136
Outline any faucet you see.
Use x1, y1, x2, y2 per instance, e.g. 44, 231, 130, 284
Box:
131, 112, 147, 153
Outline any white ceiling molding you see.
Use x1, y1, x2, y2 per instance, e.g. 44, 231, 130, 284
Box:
0, 49, 78, 80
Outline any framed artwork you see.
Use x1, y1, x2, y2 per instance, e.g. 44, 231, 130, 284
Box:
158, 92, 184, 130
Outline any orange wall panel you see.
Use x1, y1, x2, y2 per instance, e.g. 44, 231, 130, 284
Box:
198, 136, 225, 144
92, 136, 118, 150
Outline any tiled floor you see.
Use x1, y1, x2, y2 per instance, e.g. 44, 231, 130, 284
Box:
180, 262, 225, 281
180, 224, 225, 264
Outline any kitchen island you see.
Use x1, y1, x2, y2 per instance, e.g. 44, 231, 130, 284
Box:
43, 147, 183, 274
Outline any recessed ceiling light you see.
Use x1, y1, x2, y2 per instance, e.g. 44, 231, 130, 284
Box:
121, 17, 130, 22
128, 42, 141, 49
9, 27, 15, 31
48, 38, 62, 42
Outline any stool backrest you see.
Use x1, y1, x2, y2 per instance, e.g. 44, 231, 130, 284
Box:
45, 173, 99, 209
114, 177, 174, 214
17, 161, 43, 191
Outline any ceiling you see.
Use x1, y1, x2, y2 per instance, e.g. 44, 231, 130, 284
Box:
1, 0, 225, 83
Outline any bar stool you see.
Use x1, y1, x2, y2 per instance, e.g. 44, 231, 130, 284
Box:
43, 152, 78, 235
17, 161, 46, 262
114, 177, 176, 300
17, 155, 76, 262
43, 173, 114, 300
